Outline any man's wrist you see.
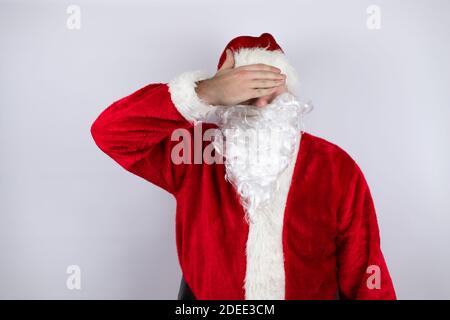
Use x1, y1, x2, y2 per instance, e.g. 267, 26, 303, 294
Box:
195, 79, 218, 106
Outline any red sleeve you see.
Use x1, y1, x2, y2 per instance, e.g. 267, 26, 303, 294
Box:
90, 83, 193, 194
336, 160, 397, 300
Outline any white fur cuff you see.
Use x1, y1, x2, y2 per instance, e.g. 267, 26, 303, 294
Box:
168, 70, 218, 124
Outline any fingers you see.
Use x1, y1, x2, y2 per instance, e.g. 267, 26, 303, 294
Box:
218, 48, 235, 71
250, 87, 279, 98
249, 78, 285, 89
248, 71, 286, 81
240, 63, 282, 74
240, 68, 286, 101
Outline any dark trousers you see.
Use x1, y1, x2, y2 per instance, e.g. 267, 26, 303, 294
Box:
177, 275, 196, 300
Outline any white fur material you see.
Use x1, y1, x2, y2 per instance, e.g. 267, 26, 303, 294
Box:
244, 133, 301, 300
167, 70, 218, 124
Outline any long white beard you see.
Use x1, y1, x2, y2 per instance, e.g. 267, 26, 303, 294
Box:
212, 92, 305, 223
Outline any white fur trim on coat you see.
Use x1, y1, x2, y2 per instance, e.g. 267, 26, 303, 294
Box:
167, 70, 218, 124
244, 132, 302, 300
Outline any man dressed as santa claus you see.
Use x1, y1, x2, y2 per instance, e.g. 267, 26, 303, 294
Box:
91, 33, 396, 300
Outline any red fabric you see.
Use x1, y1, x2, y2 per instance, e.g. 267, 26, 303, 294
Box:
91, 83, 396, 300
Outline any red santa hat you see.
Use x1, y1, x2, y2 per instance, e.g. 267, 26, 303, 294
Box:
168, 33, 300, 124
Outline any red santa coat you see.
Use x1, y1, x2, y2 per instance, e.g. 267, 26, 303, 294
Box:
91, 78, 396, 300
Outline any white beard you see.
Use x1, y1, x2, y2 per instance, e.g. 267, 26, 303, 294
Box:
212, 92, 305, 223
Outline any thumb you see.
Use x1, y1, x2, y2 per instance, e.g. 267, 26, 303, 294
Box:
218, 49, 235, 71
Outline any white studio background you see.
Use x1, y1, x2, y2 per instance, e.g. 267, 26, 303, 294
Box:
1, 0, 449, 299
